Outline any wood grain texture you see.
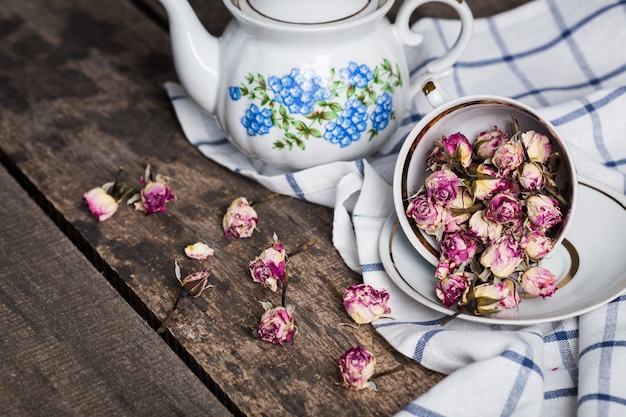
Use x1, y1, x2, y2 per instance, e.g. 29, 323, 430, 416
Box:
0, 0, 531, 415
0, 165, 230, 416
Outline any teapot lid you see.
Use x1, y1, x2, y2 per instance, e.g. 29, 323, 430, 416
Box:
240, 0, 380, 24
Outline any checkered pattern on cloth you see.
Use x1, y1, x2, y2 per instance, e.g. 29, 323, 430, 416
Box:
164, 1, 626, 415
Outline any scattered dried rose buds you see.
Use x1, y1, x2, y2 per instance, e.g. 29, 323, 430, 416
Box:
257, 302, 297, 345
131, 162, 176, 215
248, 235, 286, 292
223, 197, 258, 238
338, 346, 377, 391
83, 185, 119, 221
343, 284, 391, 325
184, 242, 215, 260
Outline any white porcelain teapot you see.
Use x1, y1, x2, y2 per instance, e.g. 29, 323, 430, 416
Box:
158, 0, 474, 171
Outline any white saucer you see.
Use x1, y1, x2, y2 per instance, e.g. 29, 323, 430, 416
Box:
379, 177, 626, 325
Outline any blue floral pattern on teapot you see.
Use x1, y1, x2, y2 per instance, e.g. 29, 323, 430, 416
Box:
229, 59, 402, 150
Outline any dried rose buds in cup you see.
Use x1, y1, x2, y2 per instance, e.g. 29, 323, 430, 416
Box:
338, 346, 377, 391
405, 119, 569, 316
223, 196, 258, 238
343, 284, 391, 325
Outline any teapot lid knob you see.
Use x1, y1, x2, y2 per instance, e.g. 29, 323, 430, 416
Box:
242, 0, 380, 23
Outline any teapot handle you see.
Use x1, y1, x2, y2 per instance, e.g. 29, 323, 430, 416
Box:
393, 0, 474, 103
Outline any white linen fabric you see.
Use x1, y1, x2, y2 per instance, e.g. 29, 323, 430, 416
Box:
164, 0, 626, 415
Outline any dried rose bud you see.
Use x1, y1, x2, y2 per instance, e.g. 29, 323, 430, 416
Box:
343, 284, 391, 325
184, 242, 215, 260
468, 210, 502, 245
83, 186, 119, 222
135, 174, 176, 214
486, 193, 522, 225
223, 197, 258, 238
441, 132, 473, 168
406, 193, 444, 236
521, 130, 552, 163
440, 231, 477, 269
179, 269, 211, 298
425, 169, 460, 208
492, 140, 524, 175
338, 346, 377, 391
518, 162, 546, 192
257, 302, 297, 345
526, 194, 563, 231
521, 231, 553, 260
480, 235, 523, 278
248, 240, 286, 292
471, 279, 520, 315
435, 272, 471, 307
521, 266, 558, 298
473, 127, 509, 159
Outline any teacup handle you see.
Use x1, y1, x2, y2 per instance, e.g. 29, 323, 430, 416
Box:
393, 0, 473, 105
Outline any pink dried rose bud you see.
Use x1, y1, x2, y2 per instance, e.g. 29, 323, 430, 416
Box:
526, 194, 563, 231
472, 164, 502, 201
343, 284, 392, 325
405, 193, 444, 236
179, 269, 211, 298
83, 186, 119, 221
440, 231, 478, 269
521, 130, 552, 163
338, 346, 377, 391
444, 190, 474, 233
248, 238, 287, 292
425, 169, 460, 208
492, 140, 525, 175
440, 132, 473, 168
135, 174, 176, 214
486, 193, 522, 225
184, 242, 215, 260
471, 279, 520, 315
518, 162, 546, 192
223, 197, 258, 238
521, 231, 553, 260
473, 127, 509, 159
480, 235, 524, 278
257, 302, 297, 345
521, 266, 558, 298
435, 272, 471, 307
468, 210, 503, 245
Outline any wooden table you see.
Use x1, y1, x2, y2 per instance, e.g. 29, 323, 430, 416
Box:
0, 0, 530, 415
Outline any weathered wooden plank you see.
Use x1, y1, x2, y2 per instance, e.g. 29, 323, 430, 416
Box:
0, 0, 542, 415
0, 165, 231, 416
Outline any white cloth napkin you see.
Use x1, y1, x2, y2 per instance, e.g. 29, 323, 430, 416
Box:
164, 0, 626, 415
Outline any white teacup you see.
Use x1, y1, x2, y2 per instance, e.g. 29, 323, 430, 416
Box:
393, 80, 578, 266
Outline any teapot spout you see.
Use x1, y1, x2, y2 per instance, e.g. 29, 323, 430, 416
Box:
158, 0, 220, 115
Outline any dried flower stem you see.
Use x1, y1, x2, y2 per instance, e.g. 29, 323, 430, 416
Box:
157, 289, 188, 334
281, 267, 289, 308
287, 238, 318, 257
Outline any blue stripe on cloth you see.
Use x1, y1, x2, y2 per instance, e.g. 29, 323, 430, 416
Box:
355, 158, 365, 176
454, 1, 626, 69
486, 18, 548, 106
402, 403, 446, 417
548, 324, 578, 387
285, 173, 306, 201
597, 275, 621, 416
550, 87, 626, 126
500, 350, 544, 378
169, 94, 189, 101
500, 337, 539, 416
578, 393, 626, 407
361, 263, 385, 273
545, 387, 578, 400
413, 329, 445, 362
194, 138, 230, 146
547, 0, 601, 87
